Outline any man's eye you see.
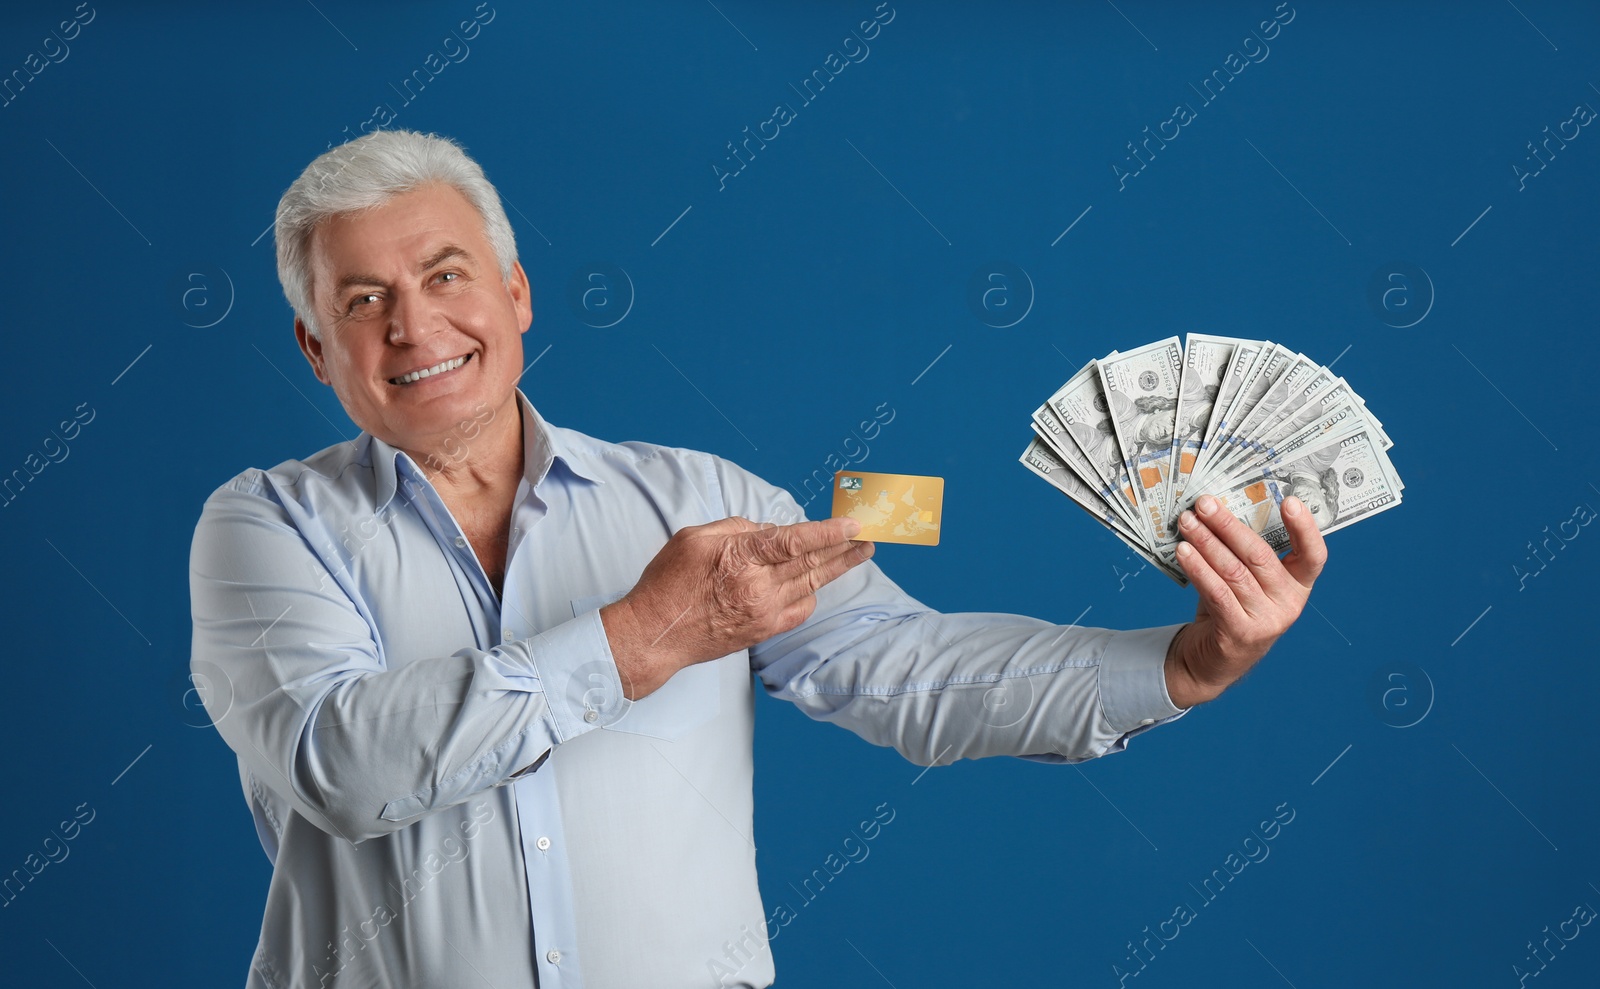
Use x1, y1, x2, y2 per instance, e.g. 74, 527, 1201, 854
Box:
436, 271, 460, 284
348, 293, 380, 312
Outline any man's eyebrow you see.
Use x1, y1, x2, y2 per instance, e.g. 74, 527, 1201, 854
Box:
331, 245, 476, 295
419, 244, 473, 272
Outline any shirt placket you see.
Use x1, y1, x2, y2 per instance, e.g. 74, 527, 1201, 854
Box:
404, 462, 588, 987
504, 487, 587, 988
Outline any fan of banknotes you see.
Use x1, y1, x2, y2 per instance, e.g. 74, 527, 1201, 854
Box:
1019, 336, 1403, 585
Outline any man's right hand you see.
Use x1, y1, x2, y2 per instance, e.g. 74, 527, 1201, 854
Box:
599, 516, 874, 700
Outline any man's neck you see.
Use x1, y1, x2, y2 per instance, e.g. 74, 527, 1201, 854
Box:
404, 391, 526, 503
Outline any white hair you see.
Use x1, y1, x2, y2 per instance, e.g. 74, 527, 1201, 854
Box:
274, 129, 518, 338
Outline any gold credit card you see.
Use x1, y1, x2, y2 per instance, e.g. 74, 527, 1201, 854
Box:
831, 471, 944, 546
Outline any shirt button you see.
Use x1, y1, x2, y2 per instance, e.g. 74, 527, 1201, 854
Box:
454, 535, 466, 548
583, 709, 599, 724
536, 836, 551, 851
503, 628, 515, 642
546, 949, 562, 964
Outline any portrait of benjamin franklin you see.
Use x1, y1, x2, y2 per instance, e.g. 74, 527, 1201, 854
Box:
1107, 387, 1184, 460
1068, 417, 1123, 476
1271, 463, 1341, 531
1179, 383, 1220, 442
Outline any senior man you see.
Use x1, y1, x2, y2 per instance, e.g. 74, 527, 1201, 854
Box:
190, 129, 1327, 989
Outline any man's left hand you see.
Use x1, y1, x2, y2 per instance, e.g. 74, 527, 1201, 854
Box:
1164, 493, 1329, 708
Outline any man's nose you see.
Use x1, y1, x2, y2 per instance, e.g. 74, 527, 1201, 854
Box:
386, 287, 444, 344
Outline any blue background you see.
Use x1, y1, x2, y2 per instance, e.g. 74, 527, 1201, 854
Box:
2, 1, 1597, 985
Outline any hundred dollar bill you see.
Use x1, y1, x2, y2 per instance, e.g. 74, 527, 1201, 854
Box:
1320, 376, 1393, 453
1217, 368, 1395, 483
1177, 400, 1368, 517
1190, 343, 1297, 495
1046, 360, 1146, 538
1019, 434, 1143, 541
1195, 353, 1323, 488
1030, 398, 1078, 463
1197, 425, 1402, 553
1031, 401, 1145, 533
1030, 400, 1080, 468
1206, 343, 1273, 444
1222, 352, 1319, 456
1242, 368, 1336, 453
1020, 336, 1403, 574
1167, 333, 1246, 513
1187, 339, 1267, 490
1022, 434, 1187, 584
1097, 338, 1184, 544
1209, 345, 1293, 455
1031, 364, 1144, 524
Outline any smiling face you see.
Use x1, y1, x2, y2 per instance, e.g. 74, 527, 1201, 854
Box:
294, 182, 531, 455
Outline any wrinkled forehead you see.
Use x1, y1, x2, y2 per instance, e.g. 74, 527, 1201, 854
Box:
305, 185, 488, 291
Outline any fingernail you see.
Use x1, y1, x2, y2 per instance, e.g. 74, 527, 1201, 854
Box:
1282, 495, 1301, 518
841, 518, 862, 537
1177, 541, 1194, 558
1179, 510, 1198, 530
1196, 495, 1218, 516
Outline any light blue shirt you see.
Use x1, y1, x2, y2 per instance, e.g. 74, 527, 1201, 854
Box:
189, 387, 1187, 989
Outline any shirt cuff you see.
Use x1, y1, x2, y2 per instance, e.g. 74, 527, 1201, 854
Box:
1097, 622, 1189, 733
524, 607, 634, 742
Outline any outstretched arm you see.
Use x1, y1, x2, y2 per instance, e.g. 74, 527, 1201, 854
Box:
712, 457, 1191, 766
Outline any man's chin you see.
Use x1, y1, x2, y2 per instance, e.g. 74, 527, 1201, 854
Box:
370, 382, 514, 447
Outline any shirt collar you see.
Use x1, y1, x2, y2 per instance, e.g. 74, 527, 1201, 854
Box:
368, 387, 605, 513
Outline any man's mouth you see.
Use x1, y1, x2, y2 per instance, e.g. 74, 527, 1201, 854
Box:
388, 352, 473, 386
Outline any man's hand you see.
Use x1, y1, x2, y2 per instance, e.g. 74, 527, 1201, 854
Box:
600, 516, 874, 700
1164, 493, 1329, 708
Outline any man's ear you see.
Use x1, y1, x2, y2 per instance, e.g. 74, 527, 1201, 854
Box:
294, 318, 332, 385
509, 260, 533, 335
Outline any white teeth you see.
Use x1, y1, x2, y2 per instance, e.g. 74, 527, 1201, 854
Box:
392, 354, 468, 385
